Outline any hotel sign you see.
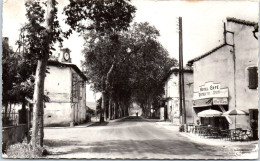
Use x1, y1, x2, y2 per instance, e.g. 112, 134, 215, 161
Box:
193, 82, 228, 100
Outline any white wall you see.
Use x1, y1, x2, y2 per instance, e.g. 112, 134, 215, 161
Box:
45, 66, 72, 102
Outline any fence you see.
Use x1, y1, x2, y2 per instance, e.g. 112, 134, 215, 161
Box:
2, 109, 19, 127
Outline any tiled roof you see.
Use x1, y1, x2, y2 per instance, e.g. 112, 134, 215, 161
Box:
227, 17, 258, 27
162, 66, 193, 83
187, 44, 227, 64
48, 60, 87, 81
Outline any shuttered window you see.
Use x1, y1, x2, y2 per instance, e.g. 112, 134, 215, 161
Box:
248, 67, 258, 89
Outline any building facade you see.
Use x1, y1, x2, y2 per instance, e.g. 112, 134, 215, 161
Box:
188, 17, 258, 129
161, 67, 194, 125
44, 51, 88, 126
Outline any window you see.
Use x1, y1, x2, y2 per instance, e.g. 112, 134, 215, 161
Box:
248, 67, 258, 89
72, 73, 79, 102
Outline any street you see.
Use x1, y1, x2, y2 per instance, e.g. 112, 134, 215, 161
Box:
43, 116, 257, 159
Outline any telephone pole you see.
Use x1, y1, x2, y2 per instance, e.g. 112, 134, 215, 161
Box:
178, 17, 186, 125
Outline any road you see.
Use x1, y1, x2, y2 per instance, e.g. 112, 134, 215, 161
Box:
44, 116, 256, 159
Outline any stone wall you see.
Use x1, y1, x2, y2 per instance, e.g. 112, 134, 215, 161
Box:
2, 124, 28, 151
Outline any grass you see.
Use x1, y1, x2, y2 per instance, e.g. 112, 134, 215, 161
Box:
5, 142, 48, 158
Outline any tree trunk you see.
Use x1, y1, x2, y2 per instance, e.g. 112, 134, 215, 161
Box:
31, 0, 55, 149
108, 97, 112, 120
31, 56, 48, 148
100, 91, 106, 123
114, 101, 118, 119
4, 103, 8, 119
112, 101, 115, 120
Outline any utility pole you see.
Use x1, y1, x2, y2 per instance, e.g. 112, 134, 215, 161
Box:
178, 17, 186, 125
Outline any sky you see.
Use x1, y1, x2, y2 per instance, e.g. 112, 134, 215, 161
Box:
2, 0, 259, 102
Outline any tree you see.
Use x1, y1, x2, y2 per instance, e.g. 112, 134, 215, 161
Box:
2, 39, 20, 119
65, 0, 136, 122
2, 36, 37, 126
82, 31, 133, 121
125, 22, 178, 117
81, 22, 177, 120
23, 0, 136, 149
23, 0, 62, 148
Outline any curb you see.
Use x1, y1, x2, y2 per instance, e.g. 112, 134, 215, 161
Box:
108, 116, 128, 123
179, 131, 259, 146
85, 122, 97, 127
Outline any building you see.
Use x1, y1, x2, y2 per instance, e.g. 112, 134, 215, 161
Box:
187, 17, 258, 130
161, 67, 194, 125
44, 49, 88, 126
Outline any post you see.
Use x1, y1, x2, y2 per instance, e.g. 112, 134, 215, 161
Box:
178, 17, 183, 125
180, 17, 186, 125
178, 17, 186, 125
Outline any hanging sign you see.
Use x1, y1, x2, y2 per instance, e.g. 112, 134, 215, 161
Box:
213, 98, 228, 105
193, 82, 228, 100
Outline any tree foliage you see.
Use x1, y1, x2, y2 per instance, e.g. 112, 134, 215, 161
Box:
2, 38, 37, 105
20, 0, 137, 146
24, 0, 63, 59
82, 22, 177, 118
63, 0, 136, 35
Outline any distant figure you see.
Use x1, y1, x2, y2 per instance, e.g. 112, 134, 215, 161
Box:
136, 112, 138, 118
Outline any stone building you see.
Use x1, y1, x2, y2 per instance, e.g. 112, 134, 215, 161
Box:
161, 67, 194, 125
44, 50, 88, 126
187, 17, 258, 129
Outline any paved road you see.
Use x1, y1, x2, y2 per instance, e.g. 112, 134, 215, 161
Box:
44, 116, 252, 159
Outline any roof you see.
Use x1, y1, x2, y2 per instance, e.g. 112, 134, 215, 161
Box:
187, 44, 227, 64
48, 60, 87, 81
227, 17, 258, 27
162, 66, 193, 83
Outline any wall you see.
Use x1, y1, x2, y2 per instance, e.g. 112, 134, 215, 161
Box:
193, 45, 234, 115
165, 72, 179, 123
71, 68, 87, 125
227, 22, 258, 111
165, 70, 194, 125
44, 66, 72, 126
44, 103, 72, 126
44, 65, 88, 126
45, 66, 72, 102
227, 21, 258, 129
192, 20, 258, 129
2, 125, 27, 150
160, 107, 165, 120
184, 72, 195, 124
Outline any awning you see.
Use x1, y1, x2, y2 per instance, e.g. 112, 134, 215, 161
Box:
192, 98, 212, 107
193, 97, 228, 107
197, 109, 222, 117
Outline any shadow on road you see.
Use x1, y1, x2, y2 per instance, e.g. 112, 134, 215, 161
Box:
44, 139, 80, 147
117, 116, 160, 122
89, 116, 159, 127
46, 139, 234, 159
88, 122, 109, 127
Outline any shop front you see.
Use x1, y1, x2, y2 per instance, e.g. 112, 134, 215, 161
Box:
192, 82, 230, 129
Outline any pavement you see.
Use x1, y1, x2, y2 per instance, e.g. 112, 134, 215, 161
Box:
155, 120, 259, 159
42, 116, 258, 159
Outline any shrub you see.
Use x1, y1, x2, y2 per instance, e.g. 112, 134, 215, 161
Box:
5, 142, 46, 158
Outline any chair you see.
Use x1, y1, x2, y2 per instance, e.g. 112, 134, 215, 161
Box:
220, 129, 231, 141
210, 127, 221, 138
230, 129, 242, 141
243, 129, 252, 141
199, 127, 209, 137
